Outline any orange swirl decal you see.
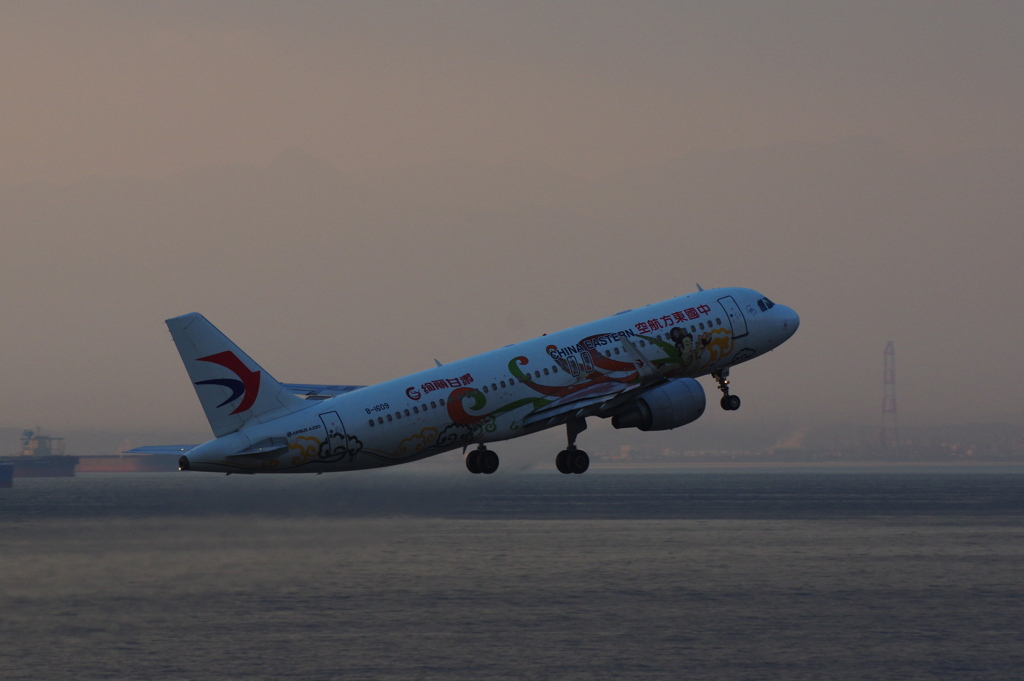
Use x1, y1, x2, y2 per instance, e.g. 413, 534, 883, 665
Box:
447, 386, 489, 425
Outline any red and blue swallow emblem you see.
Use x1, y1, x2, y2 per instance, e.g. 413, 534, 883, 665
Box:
194, 351, 261, 414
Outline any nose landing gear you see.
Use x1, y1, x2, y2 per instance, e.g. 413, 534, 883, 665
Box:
713, 368, 741, 411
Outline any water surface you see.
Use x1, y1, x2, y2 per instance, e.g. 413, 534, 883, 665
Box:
2, 468, 1022, 680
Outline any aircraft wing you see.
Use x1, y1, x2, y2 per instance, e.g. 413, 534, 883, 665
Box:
281, 383, 365, 400
523, 380, 652, 426
124, 445, 199, 455
524, 339, 664, 426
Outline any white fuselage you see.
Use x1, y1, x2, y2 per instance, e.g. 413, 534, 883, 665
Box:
185, 287, 798, 473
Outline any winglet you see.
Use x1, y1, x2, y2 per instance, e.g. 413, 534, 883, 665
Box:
620, 336, 662, 383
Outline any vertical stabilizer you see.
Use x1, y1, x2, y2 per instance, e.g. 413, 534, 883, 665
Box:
166, 313, 310, 437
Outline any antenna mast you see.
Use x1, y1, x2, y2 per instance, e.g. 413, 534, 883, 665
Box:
880, 341, 899, 451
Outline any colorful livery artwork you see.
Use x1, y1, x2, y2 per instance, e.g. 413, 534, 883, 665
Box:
128, 287, 799, 475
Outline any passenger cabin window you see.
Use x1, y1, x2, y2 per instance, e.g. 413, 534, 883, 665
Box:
386, 414, 393, 422
500, 380, 506, 388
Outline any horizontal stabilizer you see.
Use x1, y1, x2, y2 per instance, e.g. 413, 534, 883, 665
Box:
124, 445, 198, 455
225, 437, 289, 460
282, 383, 365, 400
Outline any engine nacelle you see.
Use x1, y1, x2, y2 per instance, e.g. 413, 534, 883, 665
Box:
610, 378, 706, 431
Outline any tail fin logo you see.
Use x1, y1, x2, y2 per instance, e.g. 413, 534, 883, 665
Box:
194, 351, 262, 414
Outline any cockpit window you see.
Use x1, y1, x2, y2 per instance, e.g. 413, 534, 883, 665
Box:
763, 297, 775, 309
757, 300, 768, 312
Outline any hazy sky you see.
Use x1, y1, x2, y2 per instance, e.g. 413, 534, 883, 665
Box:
1, 2, 1022, 436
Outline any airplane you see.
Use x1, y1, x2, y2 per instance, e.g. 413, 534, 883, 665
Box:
128, 287, 798, 475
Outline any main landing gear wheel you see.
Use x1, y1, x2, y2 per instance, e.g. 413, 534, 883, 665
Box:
568, 448, 590, 474
557, 418, 591, 474
713, 368, 741, 411
556, 447, 589, 474
555, 449, 571, 474
466, 446, 499, 475
478, 449, 499, 475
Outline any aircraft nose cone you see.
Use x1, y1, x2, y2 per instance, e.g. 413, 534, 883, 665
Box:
779, 305, 800, 338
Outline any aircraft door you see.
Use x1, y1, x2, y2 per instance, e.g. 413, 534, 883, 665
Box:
717, 295, 749, 339
318, 411, 351, 460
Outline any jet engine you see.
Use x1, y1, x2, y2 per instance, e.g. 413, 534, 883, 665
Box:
610, 378, 706, 431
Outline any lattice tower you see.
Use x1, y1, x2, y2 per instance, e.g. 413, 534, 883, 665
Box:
880, 341, 899, 451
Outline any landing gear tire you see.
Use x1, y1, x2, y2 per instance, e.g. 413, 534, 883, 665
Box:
713, 369, 740, 411
556, 448, 589, 474
478, 449, 499, 475
555, 450, 572, 474
568, 449, 590, 474
465, 450, 481, 474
